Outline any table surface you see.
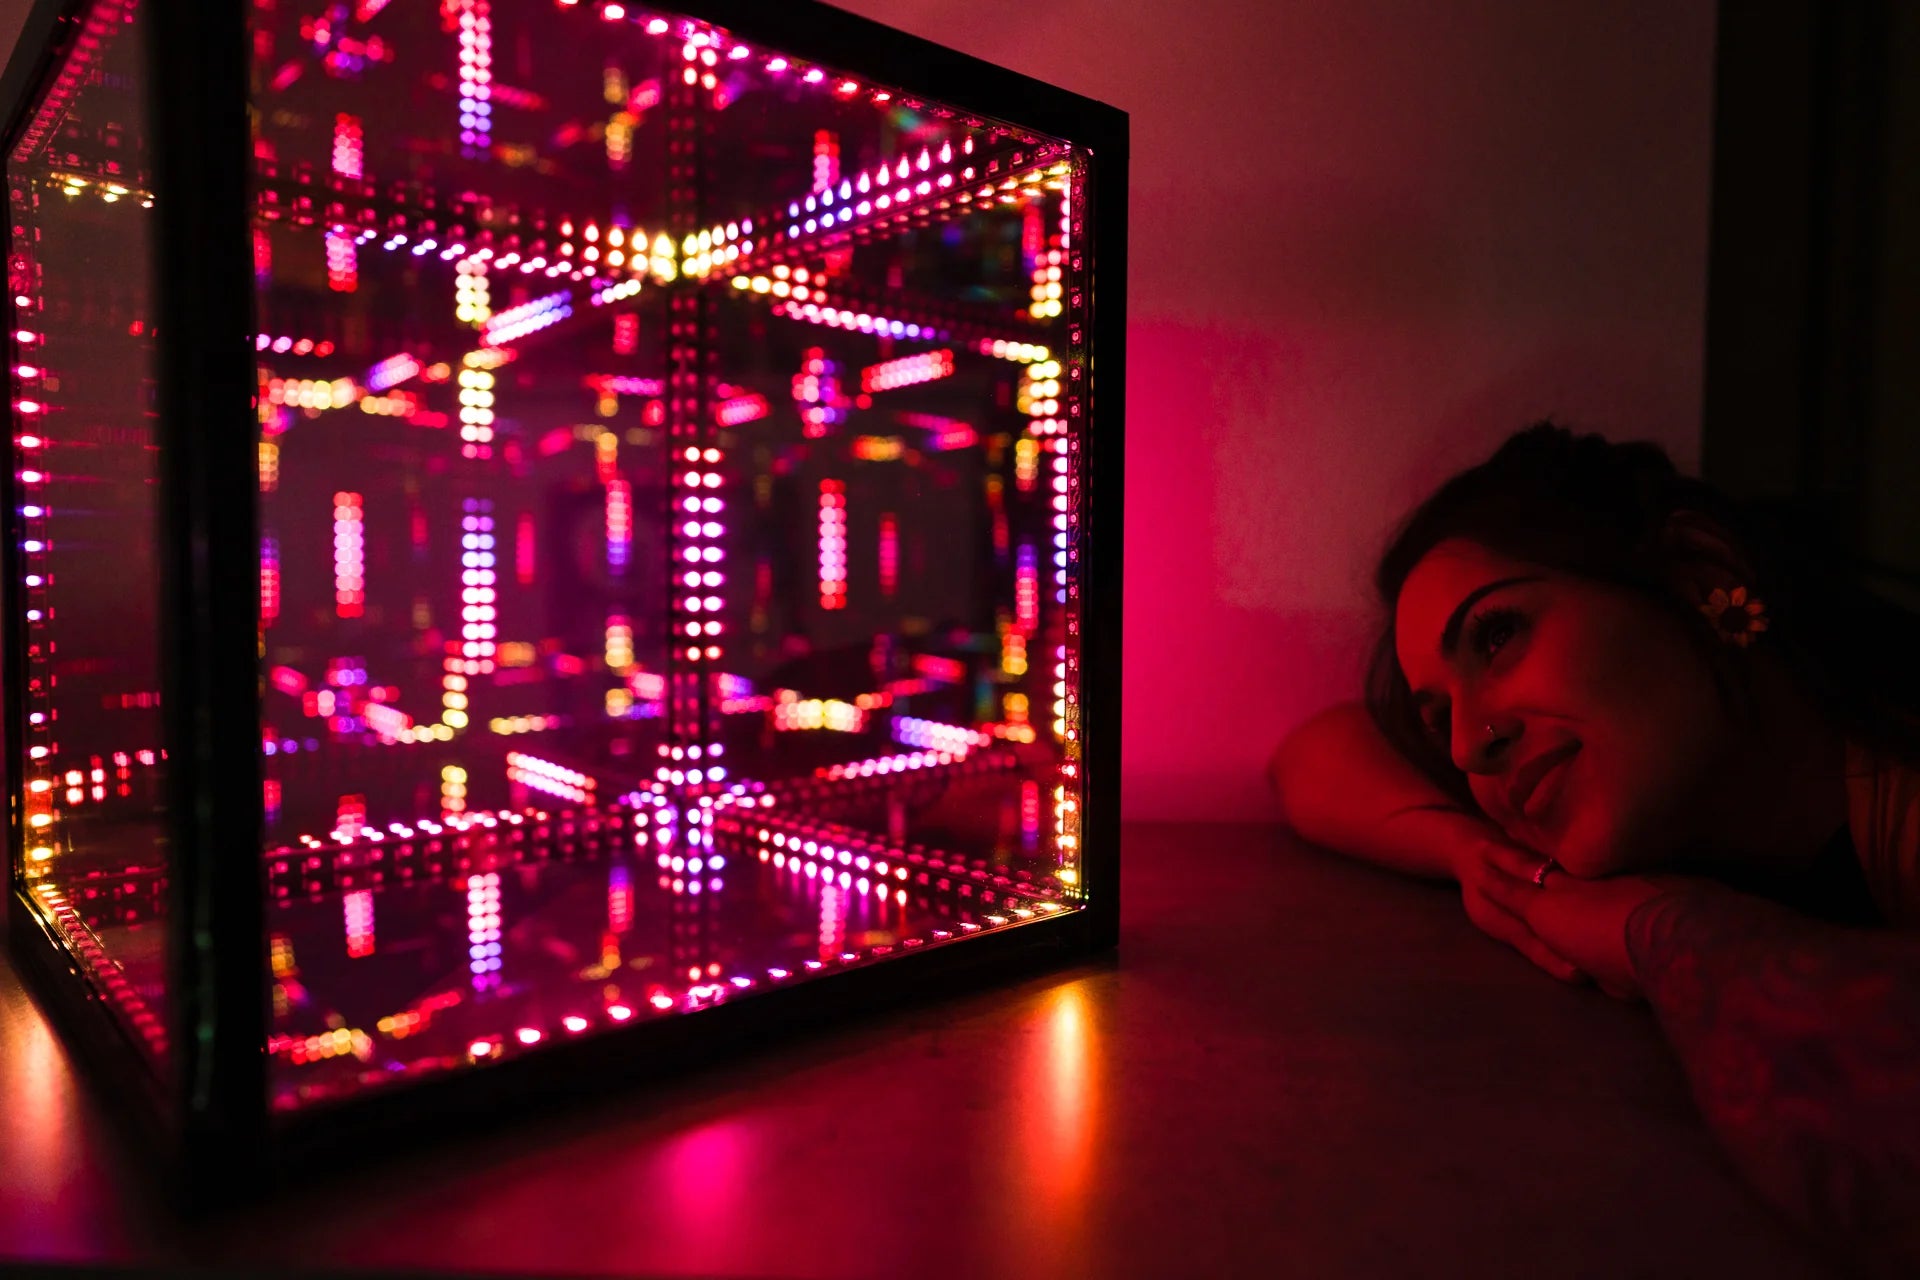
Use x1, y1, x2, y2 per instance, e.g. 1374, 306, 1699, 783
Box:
1, 823, 1837, 1279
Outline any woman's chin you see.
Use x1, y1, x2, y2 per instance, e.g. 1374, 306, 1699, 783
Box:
1554, 825, 1664, 879
1541, 819, 1619, 878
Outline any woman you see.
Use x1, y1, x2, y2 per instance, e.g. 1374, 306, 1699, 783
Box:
1271, 423, 1920, 1276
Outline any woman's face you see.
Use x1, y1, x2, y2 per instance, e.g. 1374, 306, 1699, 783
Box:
1393, 538, 1733, 876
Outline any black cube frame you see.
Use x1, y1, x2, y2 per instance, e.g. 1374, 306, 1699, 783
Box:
2, 0, 1125, 1205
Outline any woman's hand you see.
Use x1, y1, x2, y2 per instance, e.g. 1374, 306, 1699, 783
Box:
1448, 836, 1588, 984
1481, 868, 1702, 999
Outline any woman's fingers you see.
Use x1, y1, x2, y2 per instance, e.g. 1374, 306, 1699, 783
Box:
1505, 928, 1587, 984
1463, 887, 1584, 983
1476, 870, 1528, 919
1456, 838, 1585, 983
1477, 838, 1556, 885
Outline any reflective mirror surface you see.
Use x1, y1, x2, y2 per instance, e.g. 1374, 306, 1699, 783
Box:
11, 0, 1094, 1114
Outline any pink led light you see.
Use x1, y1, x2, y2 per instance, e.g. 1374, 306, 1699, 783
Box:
515, 510, 535, 584
335, 794, 367, 841
612, 312, 638, 355
1051, 443, 1071, 607
585, 374, 663, 396
343, 888, 375, 958
456, 0, 493, 157
516, 1027, 542, 1045
607, 1003, 633, 1021
362, 703, 413, 743
913, 654, 967, 684
790, 347, 847, 437
1016, 544, 1039, 631
860, 348, 953, 393
333, 491, 364, 618
506, 751, 596, 804
468, 873, 502, 983
325, 230, 358, 292
879, 513, 897, 598
255, 333, 337, 357
892, 716, 991, 753
771, 299, 945, 346
715, 393, 768, 426
605, 478, 631, 570
461, 499, 497, 660
813, 129, 839, 194
649, 993, 674, 1010
818, 480, 846, 610
482, 292, 572, 346
365, 352, 421, 392
563, 1015, 589, 1033
331, 113, 363, 179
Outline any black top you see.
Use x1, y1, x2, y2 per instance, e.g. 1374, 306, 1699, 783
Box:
1704, 820, 1882, 927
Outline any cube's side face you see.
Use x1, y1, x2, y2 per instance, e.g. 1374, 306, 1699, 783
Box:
251, 1, 1109, 1118
6, 0, 174, 1077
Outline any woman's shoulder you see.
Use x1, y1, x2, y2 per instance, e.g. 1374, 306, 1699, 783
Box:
1844, 738, 1920, 926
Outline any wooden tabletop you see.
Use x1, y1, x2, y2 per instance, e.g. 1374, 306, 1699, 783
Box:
0, 824, 1835, 1278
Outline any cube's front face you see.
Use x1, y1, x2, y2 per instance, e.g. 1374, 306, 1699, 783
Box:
12, 0, 1105, 1124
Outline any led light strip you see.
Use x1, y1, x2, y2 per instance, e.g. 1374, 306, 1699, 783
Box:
861, 348, 953, 393
467, 871, 500, 981
879, 514, 897, 598
771, 695, 865, 733
506, 751, 596, 805
332, 492, 364, 618
818, 480, 846, 609
456, 0, 493, 159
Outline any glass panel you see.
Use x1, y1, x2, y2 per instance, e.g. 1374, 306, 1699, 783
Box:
255, 1, 1089, 1115
8, 0, 170, 1070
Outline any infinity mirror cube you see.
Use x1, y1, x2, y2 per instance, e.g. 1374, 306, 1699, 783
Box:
3, 0, 1123, 1185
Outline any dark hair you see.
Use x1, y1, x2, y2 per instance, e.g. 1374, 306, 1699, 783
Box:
1364, 421, 1920, 813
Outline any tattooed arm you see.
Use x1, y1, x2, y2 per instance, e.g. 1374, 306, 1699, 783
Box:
1625, 887, 1920, 1277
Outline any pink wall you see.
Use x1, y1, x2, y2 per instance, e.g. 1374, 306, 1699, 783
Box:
833, 0, 1717, 821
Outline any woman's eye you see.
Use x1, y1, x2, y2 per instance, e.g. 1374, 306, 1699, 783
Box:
1467, 607, 1522, 659
1414, 609, 1524, 744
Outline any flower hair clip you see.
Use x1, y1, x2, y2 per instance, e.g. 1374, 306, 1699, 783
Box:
1701, 585, 1769, 647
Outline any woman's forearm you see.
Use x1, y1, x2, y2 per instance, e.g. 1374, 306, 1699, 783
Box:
1272, 701, 1500, 881
1626, 887, 1920, 1275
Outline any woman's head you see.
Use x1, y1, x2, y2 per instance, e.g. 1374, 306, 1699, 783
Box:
1366, 423, 1920, 877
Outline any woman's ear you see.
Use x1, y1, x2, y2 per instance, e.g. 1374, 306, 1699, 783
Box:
1660, 509, 1758, 606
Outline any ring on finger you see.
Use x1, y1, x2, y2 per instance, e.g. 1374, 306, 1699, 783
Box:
1531, 857, 1558, 887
